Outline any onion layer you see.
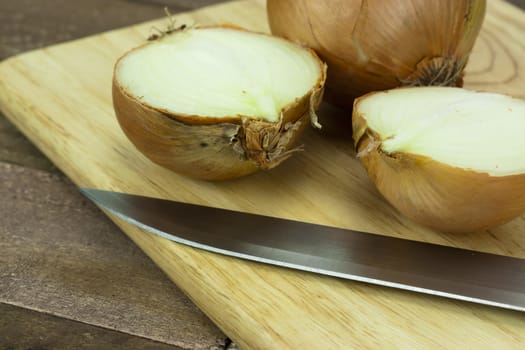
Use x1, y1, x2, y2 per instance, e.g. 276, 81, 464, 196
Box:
268, 0, 486, 109
113, 26, 326, 180
352, 87, 525, 233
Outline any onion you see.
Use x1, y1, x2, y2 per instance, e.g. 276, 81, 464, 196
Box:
113, 26, 326, 180
352, 87, 525, 233
267, 0, 486, 109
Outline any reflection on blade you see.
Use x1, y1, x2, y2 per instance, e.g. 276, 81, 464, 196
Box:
81, 188, 525, 312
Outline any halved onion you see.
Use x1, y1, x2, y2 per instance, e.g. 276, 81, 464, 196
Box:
352, 87, 525, 233
113, 26, 326, 180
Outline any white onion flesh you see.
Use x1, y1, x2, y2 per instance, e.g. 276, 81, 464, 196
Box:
116, 27, 321, 122
357, 87, 525, 176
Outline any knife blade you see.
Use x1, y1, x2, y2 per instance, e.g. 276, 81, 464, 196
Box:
80, 188, 525, 312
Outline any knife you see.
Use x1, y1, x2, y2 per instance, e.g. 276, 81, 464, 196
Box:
80, 188, 525, 312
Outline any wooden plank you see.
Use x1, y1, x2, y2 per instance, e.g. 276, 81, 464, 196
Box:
0, 302, 186, 350
0, 0, 524, 348
0, 162, 226, 349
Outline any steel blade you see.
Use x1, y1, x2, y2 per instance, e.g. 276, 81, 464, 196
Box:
81, 188, 525, 312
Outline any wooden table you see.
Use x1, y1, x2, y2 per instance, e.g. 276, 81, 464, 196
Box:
1, 1, 524, 349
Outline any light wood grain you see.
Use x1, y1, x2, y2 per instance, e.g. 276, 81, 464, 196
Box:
1, 0, 524, 348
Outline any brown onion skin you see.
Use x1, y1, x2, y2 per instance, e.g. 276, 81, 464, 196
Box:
268, 0, 486, 110
112, 27, 327, 181
352, 93, 525, 233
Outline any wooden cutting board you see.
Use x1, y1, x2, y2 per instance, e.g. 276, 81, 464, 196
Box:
1, 0, 524, 348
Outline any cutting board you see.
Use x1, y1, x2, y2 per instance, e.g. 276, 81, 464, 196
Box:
1, 0, 524, 348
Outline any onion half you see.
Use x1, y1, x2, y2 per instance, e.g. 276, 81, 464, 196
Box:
268, 0, 486, 109
352, 87, 525, 233
113, 26, 326, 180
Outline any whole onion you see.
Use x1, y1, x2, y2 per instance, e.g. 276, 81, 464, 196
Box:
268, 0, 486, 109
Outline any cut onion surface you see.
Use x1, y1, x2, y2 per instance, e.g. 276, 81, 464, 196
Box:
113, 26, 326, 180
353, 87, 525, 233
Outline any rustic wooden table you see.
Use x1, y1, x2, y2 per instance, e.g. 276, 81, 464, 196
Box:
1, 1, 524, 349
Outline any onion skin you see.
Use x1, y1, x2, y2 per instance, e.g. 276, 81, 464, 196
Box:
268, 0, 486, 109
352, 94, 525, 233
112, 27, 327, 181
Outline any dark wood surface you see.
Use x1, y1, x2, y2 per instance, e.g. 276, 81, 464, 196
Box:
0, 303, 186, 350
1, 0, 524, 349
